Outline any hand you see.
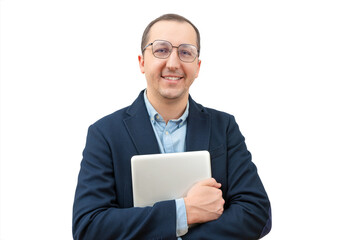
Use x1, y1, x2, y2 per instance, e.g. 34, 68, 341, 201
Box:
184, 178, 225, 225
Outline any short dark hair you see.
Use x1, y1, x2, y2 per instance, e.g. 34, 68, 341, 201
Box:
141, 14, 201, 56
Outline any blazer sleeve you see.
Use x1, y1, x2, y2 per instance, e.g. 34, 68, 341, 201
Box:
183, 115, 272, 240
72, 124, 177, 240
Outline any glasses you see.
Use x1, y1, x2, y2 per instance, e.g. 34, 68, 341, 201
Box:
142, 40, 199, 63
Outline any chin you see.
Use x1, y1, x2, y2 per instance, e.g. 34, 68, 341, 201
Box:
159, 89, 187, 100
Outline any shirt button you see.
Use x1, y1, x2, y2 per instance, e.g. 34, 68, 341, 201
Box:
165, 131, 169, 135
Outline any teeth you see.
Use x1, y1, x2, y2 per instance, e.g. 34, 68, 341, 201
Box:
164, 77, 181, 80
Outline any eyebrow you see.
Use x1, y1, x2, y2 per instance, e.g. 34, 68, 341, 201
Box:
156, 42, 170, 47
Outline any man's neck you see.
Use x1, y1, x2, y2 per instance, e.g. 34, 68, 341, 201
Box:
146, 91, 188, 124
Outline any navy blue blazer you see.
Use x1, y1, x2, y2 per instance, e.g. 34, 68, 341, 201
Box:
73, 90, 271, 240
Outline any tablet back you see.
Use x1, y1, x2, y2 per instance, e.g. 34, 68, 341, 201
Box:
131, 151, 211, 207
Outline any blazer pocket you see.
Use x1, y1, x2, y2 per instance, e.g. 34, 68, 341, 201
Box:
209, 144, 225, 159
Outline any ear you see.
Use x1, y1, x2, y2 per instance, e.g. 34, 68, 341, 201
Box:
195, 59, 201, 78
138, 55, 145, 74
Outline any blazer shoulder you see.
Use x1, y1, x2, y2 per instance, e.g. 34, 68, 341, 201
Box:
204, 106, 232, 117
89, 90, 146, 131
190, 97, 232, 118
189, 97, 235, 128
91, 106, 130, 131
203, 105, 234, 123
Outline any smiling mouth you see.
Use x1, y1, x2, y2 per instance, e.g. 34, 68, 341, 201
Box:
162, 76, 183, 81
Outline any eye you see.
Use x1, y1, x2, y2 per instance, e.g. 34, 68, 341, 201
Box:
180, 50, 192, 56
154, 47, 170, 54
179, 45, 197, 59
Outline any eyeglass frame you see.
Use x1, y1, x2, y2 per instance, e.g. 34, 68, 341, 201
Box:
142, 39, 200, 63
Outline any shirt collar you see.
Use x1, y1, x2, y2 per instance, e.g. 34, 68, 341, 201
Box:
143, 90, 189, 124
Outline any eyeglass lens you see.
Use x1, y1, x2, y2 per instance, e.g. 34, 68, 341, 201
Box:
152, 40, 198, 62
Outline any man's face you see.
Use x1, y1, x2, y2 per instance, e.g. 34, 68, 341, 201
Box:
139, 20, 201, 103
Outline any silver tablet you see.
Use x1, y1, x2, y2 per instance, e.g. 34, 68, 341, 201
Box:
131, 151, 211, 207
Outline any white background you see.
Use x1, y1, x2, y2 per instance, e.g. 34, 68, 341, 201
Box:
1, 0, 359, 239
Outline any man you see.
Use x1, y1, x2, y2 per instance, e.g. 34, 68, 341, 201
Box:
73, 14, 271, 240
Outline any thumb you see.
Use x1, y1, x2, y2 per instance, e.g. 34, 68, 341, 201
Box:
197, 178, 221, 188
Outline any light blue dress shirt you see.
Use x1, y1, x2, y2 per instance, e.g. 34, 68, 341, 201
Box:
144, 91, 189, 237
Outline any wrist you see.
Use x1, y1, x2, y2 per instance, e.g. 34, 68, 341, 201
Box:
184, 197, 196, 225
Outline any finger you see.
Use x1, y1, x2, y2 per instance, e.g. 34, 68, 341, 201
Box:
198, 178, 221, 188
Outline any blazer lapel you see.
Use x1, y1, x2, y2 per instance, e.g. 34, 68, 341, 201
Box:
186, 96, 211, 152
124, 91, 211, 154
123, 91, 160, 155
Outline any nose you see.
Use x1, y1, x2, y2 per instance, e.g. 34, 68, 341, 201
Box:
165, 49, 181, 70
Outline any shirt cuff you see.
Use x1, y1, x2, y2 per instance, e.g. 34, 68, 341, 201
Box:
175, 198, 188, 237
